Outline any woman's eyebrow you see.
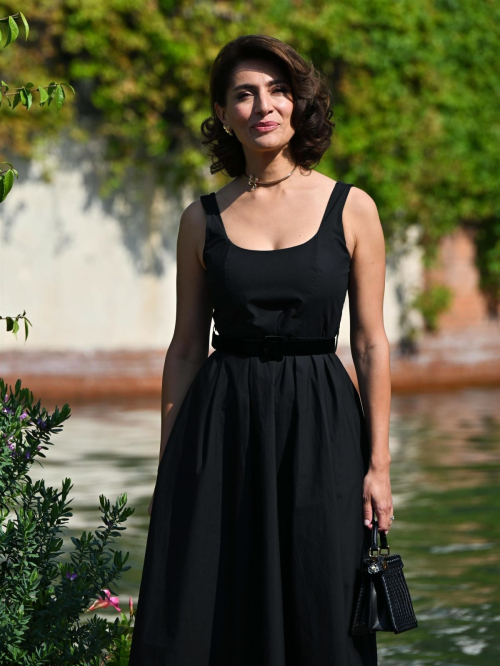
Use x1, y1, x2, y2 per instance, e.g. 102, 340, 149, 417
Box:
232, 78, 289, 92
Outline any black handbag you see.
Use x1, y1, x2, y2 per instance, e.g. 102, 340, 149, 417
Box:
350, 516, 418, 635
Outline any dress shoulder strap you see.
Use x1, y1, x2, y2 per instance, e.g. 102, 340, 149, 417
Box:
200, 192, 217, 216
317, 181, 354, 256
329, 181, 353, 213
200, 192, 227, 238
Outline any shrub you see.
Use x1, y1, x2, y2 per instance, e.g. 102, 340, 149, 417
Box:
0, 377, 135, 665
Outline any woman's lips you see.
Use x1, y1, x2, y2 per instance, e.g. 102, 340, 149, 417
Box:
252, 124, 279, 132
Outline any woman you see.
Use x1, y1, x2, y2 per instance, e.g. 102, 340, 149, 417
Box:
129, 34, 392, 666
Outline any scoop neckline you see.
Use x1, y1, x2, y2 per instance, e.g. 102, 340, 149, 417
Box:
211, 181, 340, 253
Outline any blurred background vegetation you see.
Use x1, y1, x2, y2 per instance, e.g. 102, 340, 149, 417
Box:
1, 0, 499, 307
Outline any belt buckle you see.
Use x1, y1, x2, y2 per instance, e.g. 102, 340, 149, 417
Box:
262, 335, 284, 361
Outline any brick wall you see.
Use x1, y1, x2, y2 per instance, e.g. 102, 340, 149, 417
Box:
425, 226, 499, 328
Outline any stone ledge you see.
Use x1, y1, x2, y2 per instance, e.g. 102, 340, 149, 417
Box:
1, 323, 499, 403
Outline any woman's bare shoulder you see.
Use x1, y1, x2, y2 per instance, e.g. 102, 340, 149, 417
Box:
181, 196, 208, 227
176, 195, 215, 268
345, 185, 379, 217
343, 186, 384, 258
177, 195, 213, 246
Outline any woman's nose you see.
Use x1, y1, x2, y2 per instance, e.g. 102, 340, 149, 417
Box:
254, 92, 272, 113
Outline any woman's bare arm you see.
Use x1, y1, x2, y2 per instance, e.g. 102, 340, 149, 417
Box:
344, 187, 393, 533
157, 198, 213, 468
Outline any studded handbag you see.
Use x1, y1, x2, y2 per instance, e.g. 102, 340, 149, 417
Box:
350, 516, 418, 635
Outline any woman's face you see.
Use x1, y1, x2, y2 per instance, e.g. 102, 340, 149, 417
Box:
215, 58, 295, 155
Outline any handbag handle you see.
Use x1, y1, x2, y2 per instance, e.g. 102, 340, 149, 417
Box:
369, 516, 390, 556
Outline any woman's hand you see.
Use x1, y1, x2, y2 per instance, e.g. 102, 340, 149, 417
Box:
362, 465, 393, 534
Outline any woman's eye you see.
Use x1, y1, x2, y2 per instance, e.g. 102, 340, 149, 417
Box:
236, 87, 289, 100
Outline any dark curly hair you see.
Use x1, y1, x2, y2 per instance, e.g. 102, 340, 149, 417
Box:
200, 34, 335, 178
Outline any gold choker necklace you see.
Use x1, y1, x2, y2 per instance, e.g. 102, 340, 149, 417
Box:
244, 165, 297, 191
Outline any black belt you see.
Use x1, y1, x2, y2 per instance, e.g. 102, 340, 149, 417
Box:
211, 330, 339, 361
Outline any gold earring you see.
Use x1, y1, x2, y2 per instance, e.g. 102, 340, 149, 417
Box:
223, 124, 234, 136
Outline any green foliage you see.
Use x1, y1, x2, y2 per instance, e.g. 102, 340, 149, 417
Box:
0, 377, 136, 665
0, 307, 32, 341
0, 305, 32, 341
0, 11, 28, 47
475, 219, 500, 310
0, 79, 75, 111
0, 11, 76, 337
0, 0, 499, 303
412, 284, 453, 332
103, 616, 134, 666
0, 11, 76, 208
0, 160, 18, 202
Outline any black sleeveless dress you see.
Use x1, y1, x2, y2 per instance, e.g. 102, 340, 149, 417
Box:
129, 180, 378, 665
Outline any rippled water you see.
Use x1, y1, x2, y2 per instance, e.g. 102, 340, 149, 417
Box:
29, 387, 500, 664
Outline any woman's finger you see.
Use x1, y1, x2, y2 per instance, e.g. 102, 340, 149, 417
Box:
375, 502, 394, 533
363, 491, 373, 528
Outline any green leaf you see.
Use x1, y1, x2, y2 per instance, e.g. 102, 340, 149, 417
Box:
5, 317, 14, 331
12, 91, 21, 109
5, 16, 20, 47
1, 81, 9, 92
0, 169, 15, 202
61, 82, 76, 95
54, 84, 64, 111
38, 86, 49, 104
24, 318, 29, 342
26, 90, 32, 111
19, 12, 29, 40
46, 82, 56, 106
25, 82, 35, 89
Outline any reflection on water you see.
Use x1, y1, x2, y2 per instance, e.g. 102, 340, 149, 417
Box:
29, 387, 500, 664
379, 388, 500, 664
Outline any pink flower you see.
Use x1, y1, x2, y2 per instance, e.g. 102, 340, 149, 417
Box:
129, 596, 134, 617
87, 588, 121, 613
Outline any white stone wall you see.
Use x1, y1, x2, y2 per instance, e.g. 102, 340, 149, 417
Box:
0, 140, 423, 351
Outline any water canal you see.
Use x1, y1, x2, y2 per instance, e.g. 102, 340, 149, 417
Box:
29, 386, 500, 664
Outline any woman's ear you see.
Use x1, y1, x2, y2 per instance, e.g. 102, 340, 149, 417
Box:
214, 102, 226, 126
